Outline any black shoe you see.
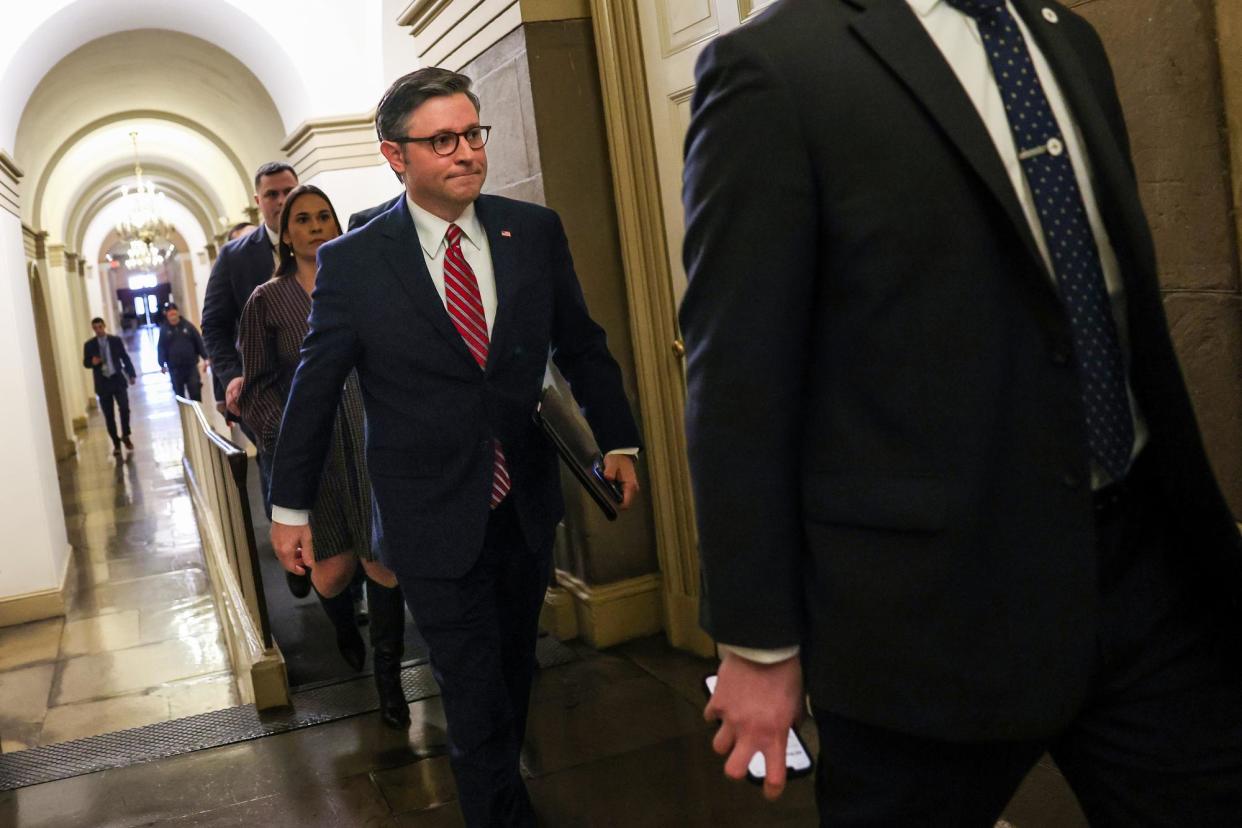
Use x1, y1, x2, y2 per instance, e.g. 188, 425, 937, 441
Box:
122, 436, 134, 450
286, 570, 311, 599
315, 586, 366, 672
112, 441, 122, 456
367, 579, 410, 729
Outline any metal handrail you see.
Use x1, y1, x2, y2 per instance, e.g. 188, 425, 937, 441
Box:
175, 397, 273, 649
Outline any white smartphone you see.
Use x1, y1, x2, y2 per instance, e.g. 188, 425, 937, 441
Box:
704, 674, 814, 784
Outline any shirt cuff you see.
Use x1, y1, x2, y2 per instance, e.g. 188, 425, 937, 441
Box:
271, 506, 310, 526
717, 643, 801, 664
605, 447, 640, 456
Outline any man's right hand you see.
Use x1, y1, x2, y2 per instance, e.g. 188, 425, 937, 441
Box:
271, 521, 314, 576
225, 377, 244, 416
91, 356, 102, 366
705, 650, 804, 801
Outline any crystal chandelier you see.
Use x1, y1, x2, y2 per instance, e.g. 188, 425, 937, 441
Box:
115, 131, 173, 244
123, 238, 167, 270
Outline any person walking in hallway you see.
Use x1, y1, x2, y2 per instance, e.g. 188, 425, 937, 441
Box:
266, 68, 642, 827
157, 303, 208, 401
238, 184, 409, 730
680, 0, 1242, 825
201, 160, 310, 599
82, 317, 137, 456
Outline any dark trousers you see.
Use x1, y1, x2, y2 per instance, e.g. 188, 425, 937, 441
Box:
396, 499, 551, 828
812, 459, 1242, 827
97, 385, 131, 443
168, 364, 201, 401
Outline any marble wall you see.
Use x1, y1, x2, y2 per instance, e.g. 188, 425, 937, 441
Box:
1070, 0, 1242, 513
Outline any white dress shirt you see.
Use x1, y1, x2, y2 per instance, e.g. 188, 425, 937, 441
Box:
265, 223, 280, 270
722, 0, 1146, 665
272, 195, 635, 527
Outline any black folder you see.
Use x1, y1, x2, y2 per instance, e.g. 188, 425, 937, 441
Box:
533, 380, 624, 521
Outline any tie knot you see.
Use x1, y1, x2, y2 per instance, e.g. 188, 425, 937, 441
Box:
944, 0, 1005, 19
445, 223, 463, 245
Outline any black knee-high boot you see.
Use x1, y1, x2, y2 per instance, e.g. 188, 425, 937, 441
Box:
367, 579, 410, 729
315, 584, 366, 672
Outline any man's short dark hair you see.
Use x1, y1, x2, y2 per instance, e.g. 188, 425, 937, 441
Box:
375, 68, 481, 142
165, 303, 179, 311
253, 162, 297, 192
226, 221, 254, 241
91, 317, 104, 326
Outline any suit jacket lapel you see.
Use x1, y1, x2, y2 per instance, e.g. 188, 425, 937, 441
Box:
377, 198, 477, 367
474, 196, 521, 376
847, 0, 1054, 294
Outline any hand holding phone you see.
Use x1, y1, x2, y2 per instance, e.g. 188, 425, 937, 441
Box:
704, 674, 813, 785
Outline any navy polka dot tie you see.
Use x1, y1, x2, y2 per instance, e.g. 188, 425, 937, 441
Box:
946, 0, 1134, 481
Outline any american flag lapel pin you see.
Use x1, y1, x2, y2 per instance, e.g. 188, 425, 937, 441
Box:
500, 229, 512, 238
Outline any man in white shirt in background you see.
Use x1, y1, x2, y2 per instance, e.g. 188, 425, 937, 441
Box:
680, 0, 1242, 824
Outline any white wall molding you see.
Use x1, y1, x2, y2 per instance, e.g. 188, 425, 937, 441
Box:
281, 113, 385, 182
0, 150, 22, 219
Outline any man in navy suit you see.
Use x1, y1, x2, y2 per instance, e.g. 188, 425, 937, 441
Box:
347, 192, 402, 231
82, 317, 136, 455
267, 68, 641, 826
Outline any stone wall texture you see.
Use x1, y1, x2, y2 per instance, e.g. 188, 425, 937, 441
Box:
1070, 0, 1242, 513
462, 22, 658, 585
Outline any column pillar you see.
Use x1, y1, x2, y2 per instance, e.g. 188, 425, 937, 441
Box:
0, 149, 71, 625
1074, 0, 1242, 513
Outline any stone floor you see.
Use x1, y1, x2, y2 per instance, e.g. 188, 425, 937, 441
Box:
0, 327, 1091, 826
0, 326, 237, 753
0, 632, 1088, 827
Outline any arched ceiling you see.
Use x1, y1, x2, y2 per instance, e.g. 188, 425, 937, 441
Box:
15, 29, 284, 238
0, 0, 318, 149
82, 197, 207, 288
38, 118, 248, 237
68, 167, 220, 257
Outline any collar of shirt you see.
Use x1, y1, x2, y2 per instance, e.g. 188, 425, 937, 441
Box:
264, 223, 279, 249
406, 195, 484, 259
906, 0, 991, 45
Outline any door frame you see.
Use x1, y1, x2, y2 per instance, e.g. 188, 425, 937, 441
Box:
589, 0, 713, 656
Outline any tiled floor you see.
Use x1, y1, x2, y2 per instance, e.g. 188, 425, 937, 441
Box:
0, 327, 237, 753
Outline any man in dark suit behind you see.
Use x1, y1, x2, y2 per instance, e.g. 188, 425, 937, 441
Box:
680, 0, 1242, 824
347, 192, 402, 231
201, 162, 297, 420
201, 161, 307, 595
83, 317, 136, 455
267, 68, 641, 826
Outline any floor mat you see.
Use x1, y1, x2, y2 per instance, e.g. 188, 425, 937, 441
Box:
0, 636, 579, 791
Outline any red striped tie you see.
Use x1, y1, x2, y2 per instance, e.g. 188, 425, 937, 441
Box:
444, 223, 511, 508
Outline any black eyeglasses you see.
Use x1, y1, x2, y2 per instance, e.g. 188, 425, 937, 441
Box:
390, 126, 492, 156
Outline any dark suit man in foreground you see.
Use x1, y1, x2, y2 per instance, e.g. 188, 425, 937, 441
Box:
83, 317, 136, 455
680, 0, 1242, 824
268, 68, 641, 826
